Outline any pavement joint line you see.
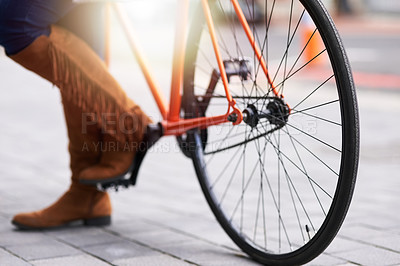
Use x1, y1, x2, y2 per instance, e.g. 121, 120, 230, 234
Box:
326, 251, 364, 266
1, 246, 33, 265
313, 238, 364, 265
353, 222, 399, 232
28, 253, 113, 266
102, 227, 199, 265
138, 217, 261, 263
109, 202, 240, 252
141, 216, 243, 254
48, 233, 114, 266
313, 251, 358, 266
333, 256, 362, 266
336, 234, 400, 255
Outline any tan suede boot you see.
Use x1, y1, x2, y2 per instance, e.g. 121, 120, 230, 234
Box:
11, 183, 111, 229
10, 25, 151, 184
12, 99, 111, 229
79, 134, 136, 183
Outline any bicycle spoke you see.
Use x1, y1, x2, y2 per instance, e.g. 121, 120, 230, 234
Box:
261, 126, 334, 200
294, 73, 334, 107
205, 125, 236, 165
210, 144, 243, 189
285, 121, 328, 218
276, 48, 327, 91
271, 9, 305, 85
269, 119, 340, 153
291, 99, 339, 115
280, 126, 339, 177
280, 124, 330, 215
258, 126, 318, 231
251, 130, 293, 250
296, 110, 341, 127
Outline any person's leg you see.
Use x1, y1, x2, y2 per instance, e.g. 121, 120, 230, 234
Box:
1, 0, 150, 229
25, 24, 150, 181
2, 0, 151, 183
12, 99, 112, 229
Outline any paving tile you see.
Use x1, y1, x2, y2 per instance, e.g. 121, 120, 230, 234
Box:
0, 230, 54, 247
113, 254, 191, 266
185, 250, 259, 266
0, 215, 13, 233
324, 236, 369, 254
306, 253, 349, 266
365, 234, 400, 253
334, 245, 400, 266
145, 213, 240, 250
83, 239, 157, 263
6, 238, 80, 261
346, 213, 400, 231
337, 224, 392, 240
124, 228, 195, 248
31, 254, 109, 266
155, 239, 256, 265
0, 248, 31, 266
366, 212, 400, 231
48, 227, 122, 247
107, 219, 163, 236
111, 204, 164, 222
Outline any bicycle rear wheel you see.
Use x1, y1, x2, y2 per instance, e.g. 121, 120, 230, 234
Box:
182, 0, 359, 265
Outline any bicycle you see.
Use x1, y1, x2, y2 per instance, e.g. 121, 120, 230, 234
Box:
101, 0, 360, 265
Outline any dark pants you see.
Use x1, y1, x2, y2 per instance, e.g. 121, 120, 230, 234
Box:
0, 0, 104, 56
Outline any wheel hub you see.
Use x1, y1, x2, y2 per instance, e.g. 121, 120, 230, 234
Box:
243, 98, 290, 128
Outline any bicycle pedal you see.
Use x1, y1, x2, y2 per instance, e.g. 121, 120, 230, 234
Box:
96, 124, 163, 191
98, 178, 131, 191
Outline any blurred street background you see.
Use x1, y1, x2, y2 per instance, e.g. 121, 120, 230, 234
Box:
1, 0, 400, 265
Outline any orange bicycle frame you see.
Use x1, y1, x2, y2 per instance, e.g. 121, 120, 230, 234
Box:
109, 0, 277, 136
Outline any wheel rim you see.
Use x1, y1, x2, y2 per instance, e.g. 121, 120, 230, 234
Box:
184, 0, 358, 262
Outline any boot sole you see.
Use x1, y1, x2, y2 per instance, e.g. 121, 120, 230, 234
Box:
12, 215, 111, 230
83, 216, 111, 226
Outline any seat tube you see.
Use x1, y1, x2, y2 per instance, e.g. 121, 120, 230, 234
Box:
112, 2, 169, 119
168, 0, 190, 122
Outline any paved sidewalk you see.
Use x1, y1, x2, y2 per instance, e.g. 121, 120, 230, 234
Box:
1, 12, 400, 266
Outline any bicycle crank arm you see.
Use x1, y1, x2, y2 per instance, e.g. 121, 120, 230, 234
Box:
128, 123, 163, 186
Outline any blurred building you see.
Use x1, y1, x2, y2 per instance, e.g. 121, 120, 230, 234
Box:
364, 0, 400, 14
326, 0, 400, 15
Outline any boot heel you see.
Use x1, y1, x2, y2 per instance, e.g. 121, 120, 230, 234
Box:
84, 216, 111, 226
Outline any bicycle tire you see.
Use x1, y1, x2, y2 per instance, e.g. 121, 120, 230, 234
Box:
182, 0, 359, 265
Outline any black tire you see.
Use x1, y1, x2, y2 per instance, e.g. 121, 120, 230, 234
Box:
182, 0, 359, 265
